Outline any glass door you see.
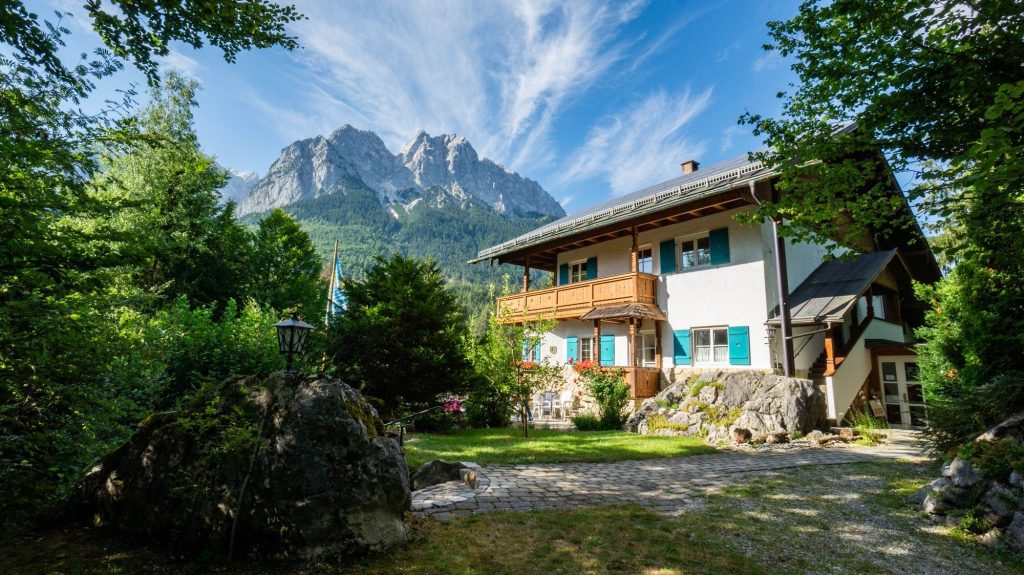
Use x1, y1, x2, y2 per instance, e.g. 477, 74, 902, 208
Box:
878, 356, 926, 428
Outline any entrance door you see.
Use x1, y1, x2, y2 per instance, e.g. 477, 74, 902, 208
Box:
878, 356, 926, 428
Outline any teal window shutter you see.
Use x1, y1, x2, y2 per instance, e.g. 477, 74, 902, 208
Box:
673, 329, 691, 365
566, 336, 578, 362
600, 335, 615, 366
559, 263, 569, 285
535, 341, 542, 361
659, 239, 676, 274
586, 257, 598, 280
709, 227, 730, 265
728, 326, 750, 365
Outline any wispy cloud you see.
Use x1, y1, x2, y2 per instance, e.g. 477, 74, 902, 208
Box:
720, 124, 744, 153
561, 88, 713, 195
752, 51, 783, 73
160, 49, 203, 78
283, 0, 644, 173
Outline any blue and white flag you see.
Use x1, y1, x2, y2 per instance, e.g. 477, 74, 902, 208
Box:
325, 247, 347, 322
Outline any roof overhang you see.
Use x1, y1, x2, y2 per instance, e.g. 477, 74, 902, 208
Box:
579, 303, 667, 322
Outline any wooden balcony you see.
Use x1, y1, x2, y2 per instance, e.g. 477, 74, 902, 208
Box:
497, 272, 659, 322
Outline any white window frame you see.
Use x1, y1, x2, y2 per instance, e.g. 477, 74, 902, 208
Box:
569, 260, 587, 283
637, 330, 657, 367
636, 245, 653, 274
693, 326, 729, 365
678, 232, 711, 270
578, 336, 594, 361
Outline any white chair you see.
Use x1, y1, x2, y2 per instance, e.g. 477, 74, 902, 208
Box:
541, 393, 553, 418
551, 393, 563, 419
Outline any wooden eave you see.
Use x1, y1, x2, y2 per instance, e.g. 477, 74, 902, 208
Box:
494, 189, 753, 272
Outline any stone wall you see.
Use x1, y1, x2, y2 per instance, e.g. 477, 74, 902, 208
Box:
626, 370, 827, 444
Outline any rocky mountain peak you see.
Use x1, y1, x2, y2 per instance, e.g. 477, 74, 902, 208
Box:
238, 126, 564, 219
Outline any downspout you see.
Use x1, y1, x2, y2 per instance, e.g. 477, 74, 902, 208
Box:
751, 181, 795, 376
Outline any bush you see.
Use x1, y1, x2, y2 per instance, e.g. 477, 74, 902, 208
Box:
411, 410, 458, 433
846, 408, 888, 446
646, 414, 689, 433
957, 438, 1024, 482
574, 361, 631, 429
465, 386, 512, 428
571, 414, 605, 431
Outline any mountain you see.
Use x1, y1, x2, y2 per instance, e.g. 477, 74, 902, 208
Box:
234, 126, 562, 315
218, 168, 260, 206
238, 125, 564, 219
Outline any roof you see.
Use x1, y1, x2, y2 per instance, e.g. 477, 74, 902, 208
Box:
579, 303, 667, 322
469, 151, 770, 264
768, 250, 905, 325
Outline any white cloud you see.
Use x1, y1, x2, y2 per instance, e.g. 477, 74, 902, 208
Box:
280, 0, 645, 173
752, 51, 784, 73
160, 49, 203, 78
560, 88, 713, 196
559, 194, 575, 208
720, 124, 744, 153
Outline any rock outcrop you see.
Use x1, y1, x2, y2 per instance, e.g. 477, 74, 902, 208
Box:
82, 373, 411, 559
626, 370, 826, 445
919, 410, 1024, 552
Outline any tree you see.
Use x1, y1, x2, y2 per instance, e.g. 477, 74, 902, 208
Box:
251, 209, 325, 321
470, 285, 563, 437
327, 255, 473, 419
0, 1, 303, 532
741, 0, 1024, 448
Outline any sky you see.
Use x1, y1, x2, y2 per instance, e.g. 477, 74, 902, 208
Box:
40, 0, 802, 213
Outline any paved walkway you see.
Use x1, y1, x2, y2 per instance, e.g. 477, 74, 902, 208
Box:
411, 432, 929, 519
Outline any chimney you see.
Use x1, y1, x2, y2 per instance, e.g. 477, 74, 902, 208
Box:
680, 160, 700, 174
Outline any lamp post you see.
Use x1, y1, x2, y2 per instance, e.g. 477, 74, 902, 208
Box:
273, 314, 313, 373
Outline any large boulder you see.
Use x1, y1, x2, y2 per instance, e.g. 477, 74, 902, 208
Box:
411, 459, 468, 491
82, 373, 411, 559
627, 370, 826, 444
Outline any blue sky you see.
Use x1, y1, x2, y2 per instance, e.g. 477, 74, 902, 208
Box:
42, 0, 801, 212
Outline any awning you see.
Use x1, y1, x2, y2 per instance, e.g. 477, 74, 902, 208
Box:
580, 303, 667, 322
768, 250, 906, 326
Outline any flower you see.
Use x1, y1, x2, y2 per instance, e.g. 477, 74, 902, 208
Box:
442, 396, 464, 414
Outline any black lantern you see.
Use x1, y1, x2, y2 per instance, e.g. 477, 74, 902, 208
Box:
273, 314, 313, 373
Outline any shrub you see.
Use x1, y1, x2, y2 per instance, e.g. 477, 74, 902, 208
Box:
573, 361, 631, 429
571, 414, 604, 431
957, 438, 1024, 482
846, 408, 888, 446
646, 414, 689, 433
464, 386, 512, 428
410, 410, 458, 433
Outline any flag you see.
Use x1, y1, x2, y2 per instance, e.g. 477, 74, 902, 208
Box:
325, 241, 347, 322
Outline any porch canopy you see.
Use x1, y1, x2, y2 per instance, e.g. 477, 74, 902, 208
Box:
580, 303, 667, 322
767, 249, 909, 326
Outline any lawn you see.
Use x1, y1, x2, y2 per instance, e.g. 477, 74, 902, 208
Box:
5, 461, 1021, 575
402, 427, 717, 470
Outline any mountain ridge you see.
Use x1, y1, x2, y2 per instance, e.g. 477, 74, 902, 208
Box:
236, 125, 564, 219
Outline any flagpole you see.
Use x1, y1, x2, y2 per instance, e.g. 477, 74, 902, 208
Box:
326, 239, 339, 320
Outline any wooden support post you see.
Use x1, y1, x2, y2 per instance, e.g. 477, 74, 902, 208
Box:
629, 317, 637, 368
593, 320, 601, 364
630, 225, 639, 273
824, 327, 836, 376
654, 320, 663, 368
522, 256, 530, 293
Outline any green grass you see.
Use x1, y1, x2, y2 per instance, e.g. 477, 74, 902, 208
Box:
7, 461, 1022, 575
402, 428, 717, 470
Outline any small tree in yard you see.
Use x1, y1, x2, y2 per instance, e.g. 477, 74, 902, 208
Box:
471, 293, 562, 438
574, 361, 631, 430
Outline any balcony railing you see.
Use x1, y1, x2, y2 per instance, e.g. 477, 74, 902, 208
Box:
496, 272, 658, 322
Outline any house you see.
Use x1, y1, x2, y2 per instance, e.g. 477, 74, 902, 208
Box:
470, 145, 940, 429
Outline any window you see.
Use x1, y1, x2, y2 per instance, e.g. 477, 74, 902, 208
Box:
693, 327, 728, 364
570, 261, 587, 283
637, 247, 653, 274
680, 235, 711, 269
637, 331, 657, 367
578, 337, 594, 361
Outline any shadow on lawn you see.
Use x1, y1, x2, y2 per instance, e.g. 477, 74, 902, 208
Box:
4, 462, 1022, 575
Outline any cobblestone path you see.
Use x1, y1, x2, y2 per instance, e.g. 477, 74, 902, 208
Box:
411, 436, 927, 520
